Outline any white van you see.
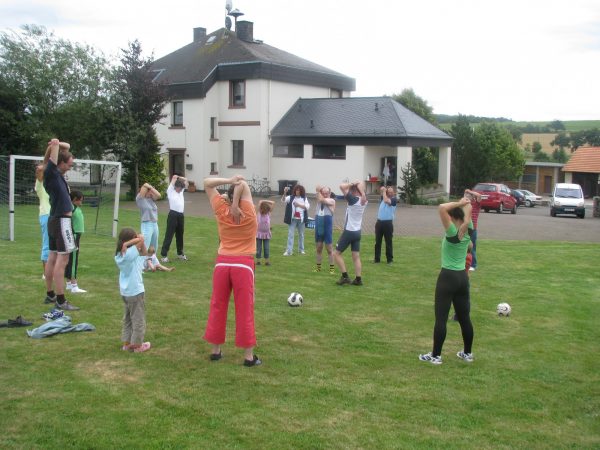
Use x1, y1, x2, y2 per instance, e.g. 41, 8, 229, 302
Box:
550, 183, 585, 218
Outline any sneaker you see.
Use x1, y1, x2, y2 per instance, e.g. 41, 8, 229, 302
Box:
336, 276, 351, 285
56, 300, 80, 311
300, 251, 306, 255
265, 261, 271, 266
256, 261, 261, 265
66, 282, 73, 291
283, 251, 292, 256
457, 350, 474, 362
329, 267, 335, 275
161, 257, 170, 263
243, 355, 262, 367
42, 309, 64, 321
70, 286, 87, 294
42, 274, 45, 280
132, 342, 151, 353
469, 267, 476, 272
43, 295, 57, 304
210, 351, 223, 361
351, 278, 363, 286
419, 352, 442, 365
387, 261, 393, 265
313, 266, 321, 272
178, 254, 188, 261
372, 260, 380, 264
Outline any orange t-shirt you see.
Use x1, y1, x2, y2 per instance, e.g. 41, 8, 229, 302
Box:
211, 195, 257, 256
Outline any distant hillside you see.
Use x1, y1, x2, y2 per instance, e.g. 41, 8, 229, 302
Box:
435, 116, 600, 133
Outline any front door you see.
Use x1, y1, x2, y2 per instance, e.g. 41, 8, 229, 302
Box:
544, 175, 552, 194
381, 157, 397, 186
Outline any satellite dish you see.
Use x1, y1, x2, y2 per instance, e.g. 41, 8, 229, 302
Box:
225, 0, 232, 12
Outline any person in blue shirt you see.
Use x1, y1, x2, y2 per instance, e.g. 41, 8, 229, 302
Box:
373, 186, 397, 264
115, 227, 151, 353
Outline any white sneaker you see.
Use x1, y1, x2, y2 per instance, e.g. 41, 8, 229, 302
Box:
300, 251, 306, 255
70, 286, 87, 293
42, 274, 46, 280
66, 282, 73, 291
283, 251, 292, 256
457, 350, 474, 362
468, 267, 476, 272
178, 254, 188, 261
419, 352, 442, 365
161, 257, 170, 263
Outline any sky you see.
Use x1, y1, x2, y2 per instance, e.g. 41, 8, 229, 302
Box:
1, 0, 599, 122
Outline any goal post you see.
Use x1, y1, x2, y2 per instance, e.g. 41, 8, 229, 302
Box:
1, 155, 122, 241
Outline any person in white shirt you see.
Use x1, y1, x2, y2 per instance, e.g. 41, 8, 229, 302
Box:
281, 184, 310, 256
334, 181, 368, 286
160, 175, 188, 262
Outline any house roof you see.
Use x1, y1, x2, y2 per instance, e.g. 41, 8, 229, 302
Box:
562, 146, 600, 173
152, 28, 355, 99
270, 97, 453, 147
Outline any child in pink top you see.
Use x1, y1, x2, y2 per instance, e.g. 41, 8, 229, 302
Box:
256, 200, 275, 265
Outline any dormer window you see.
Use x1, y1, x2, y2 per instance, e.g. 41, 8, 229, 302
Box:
230, 80, 245, 108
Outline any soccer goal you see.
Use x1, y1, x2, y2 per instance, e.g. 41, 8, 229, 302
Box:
0, 155, 122, 241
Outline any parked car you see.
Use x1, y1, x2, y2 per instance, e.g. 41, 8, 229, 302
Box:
472, 183, 517, 214
511, 189, 525, 207
550, 183, 585, 218
518, 189, 542, 207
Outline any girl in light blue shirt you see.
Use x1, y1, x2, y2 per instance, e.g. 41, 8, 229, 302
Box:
114, 227, 151, 353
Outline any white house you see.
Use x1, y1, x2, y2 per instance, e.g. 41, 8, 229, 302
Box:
153, 21, 452, 194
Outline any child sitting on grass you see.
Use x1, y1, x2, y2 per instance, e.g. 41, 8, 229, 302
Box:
144, 246, 175, 272
114, 227, 151, 353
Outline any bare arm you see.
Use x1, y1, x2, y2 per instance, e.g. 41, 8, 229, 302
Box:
355, 181, 367, 206
339, 182, 351, 196
380, 186, 392, 205
281, 186, 290, 203
204, 175, 245, 203
258, 199, 275, 209
140, 183, 161, 200
121, 235, 147, 256
464, 188, 482, 202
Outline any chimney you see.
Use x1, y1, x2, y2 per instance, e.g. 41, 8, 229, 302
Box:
236, 21, 253, 42
193, 27, 206, 43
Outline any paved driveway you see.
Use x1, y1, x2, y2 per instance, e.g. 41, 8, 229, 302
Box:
125, 192, 600, 242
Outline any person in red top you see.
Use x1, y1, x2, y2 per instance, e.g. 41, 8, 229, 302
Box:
464, 188, 482, 271
203, 175, 261, 367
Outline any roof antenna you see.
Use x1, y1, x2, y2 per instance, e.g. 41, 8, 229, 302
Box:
225, 0, 233, 29
310, 120, 314, 128
375, 102, 379, 111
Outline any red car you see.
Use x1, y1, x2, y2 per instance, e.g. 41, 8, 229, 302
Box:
473, 183, 517, 214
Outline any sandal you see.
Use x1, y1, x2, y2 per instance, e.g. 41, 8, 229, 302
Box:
243, 355, 262, 367
7, 316, 32, 327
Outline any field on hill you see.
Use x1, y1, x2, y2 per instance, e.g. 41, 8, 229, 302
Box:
438, 119, 600, 133
1, 208, 599, 448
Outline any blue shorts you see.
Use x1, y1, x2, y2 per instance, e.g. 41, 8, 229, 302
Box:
335, 230, 361, 253
315, 215, 333, 244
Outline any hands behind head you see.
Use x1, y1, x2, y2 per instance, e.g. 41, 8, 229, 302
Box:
230, 175, 245, 185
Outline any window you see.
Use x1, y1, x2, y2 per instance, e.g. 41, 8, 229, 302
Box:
210, 117, 217, 140
330, 89, 342, 99
232, 140, 244, 166
273, 145, 304, 158
313, 145, 346, 160
230, 80, 245, 108
172, 101, 183, 126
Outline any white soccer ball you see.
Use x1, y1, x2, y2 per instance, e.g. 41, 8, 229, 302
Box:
497, 302, 511, 317
287, 292, 303, 307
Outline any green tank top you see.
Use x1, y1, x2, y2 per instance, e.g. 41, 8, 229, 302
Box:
441, 222, 472, 270
72, 206, 85, 234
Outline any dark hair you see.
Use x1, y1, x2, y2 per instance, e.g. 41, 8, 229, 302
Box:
57, 150, 73, 165
174, 178, 185, 189
115, 227, 137, 255
292, 184, 306, 197
70, 190, 83, 201
449, 207, 465, 221
227, 184, 236, 204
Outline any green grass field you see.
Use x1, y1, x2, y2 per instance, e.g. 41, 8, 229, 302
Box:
1, 208, 599, 448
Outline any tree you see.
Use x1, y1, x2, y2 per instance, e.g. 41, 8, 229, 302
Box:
551, 132, 571, 151
392, 88, 438, 184
548, 120, 565, 131
0, 25, 115, 155
112, 40, 169, 196
0, 75, 36, 155
474, 122, 525, 181
552, 148, 569, 163
449, 115, 481, 194
531, 141, 542, 153
398, 162, 419, 204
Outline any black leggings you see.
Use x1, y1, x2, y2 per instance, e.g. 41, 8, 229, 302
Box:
432, 268, 473, 357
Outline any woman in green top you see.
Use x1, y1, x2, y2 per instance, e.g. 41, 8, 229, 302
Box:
419, 198, 474, 365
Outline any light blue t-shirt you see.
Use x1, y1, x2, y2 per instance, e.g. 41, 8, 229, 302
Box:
115, 246, 145, 297
377, 197, 397, 221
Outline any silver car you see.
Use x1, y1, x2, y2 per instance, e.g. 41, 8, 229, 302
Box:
518, 189, 542, 207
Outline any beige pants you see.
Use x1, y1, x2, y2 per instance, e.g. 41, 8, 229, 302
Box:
121, 293, 146, 345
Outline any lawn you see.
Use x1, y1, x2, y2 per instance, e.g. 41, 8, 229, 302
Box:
1, 208, 599, 449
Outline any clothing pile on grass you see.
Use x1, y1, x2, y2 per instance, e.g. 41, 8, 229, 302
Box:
27, 311, 95, 339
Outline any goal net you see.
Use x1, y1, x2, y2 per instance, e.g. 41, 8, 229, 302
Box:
0, 155, 122, 241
